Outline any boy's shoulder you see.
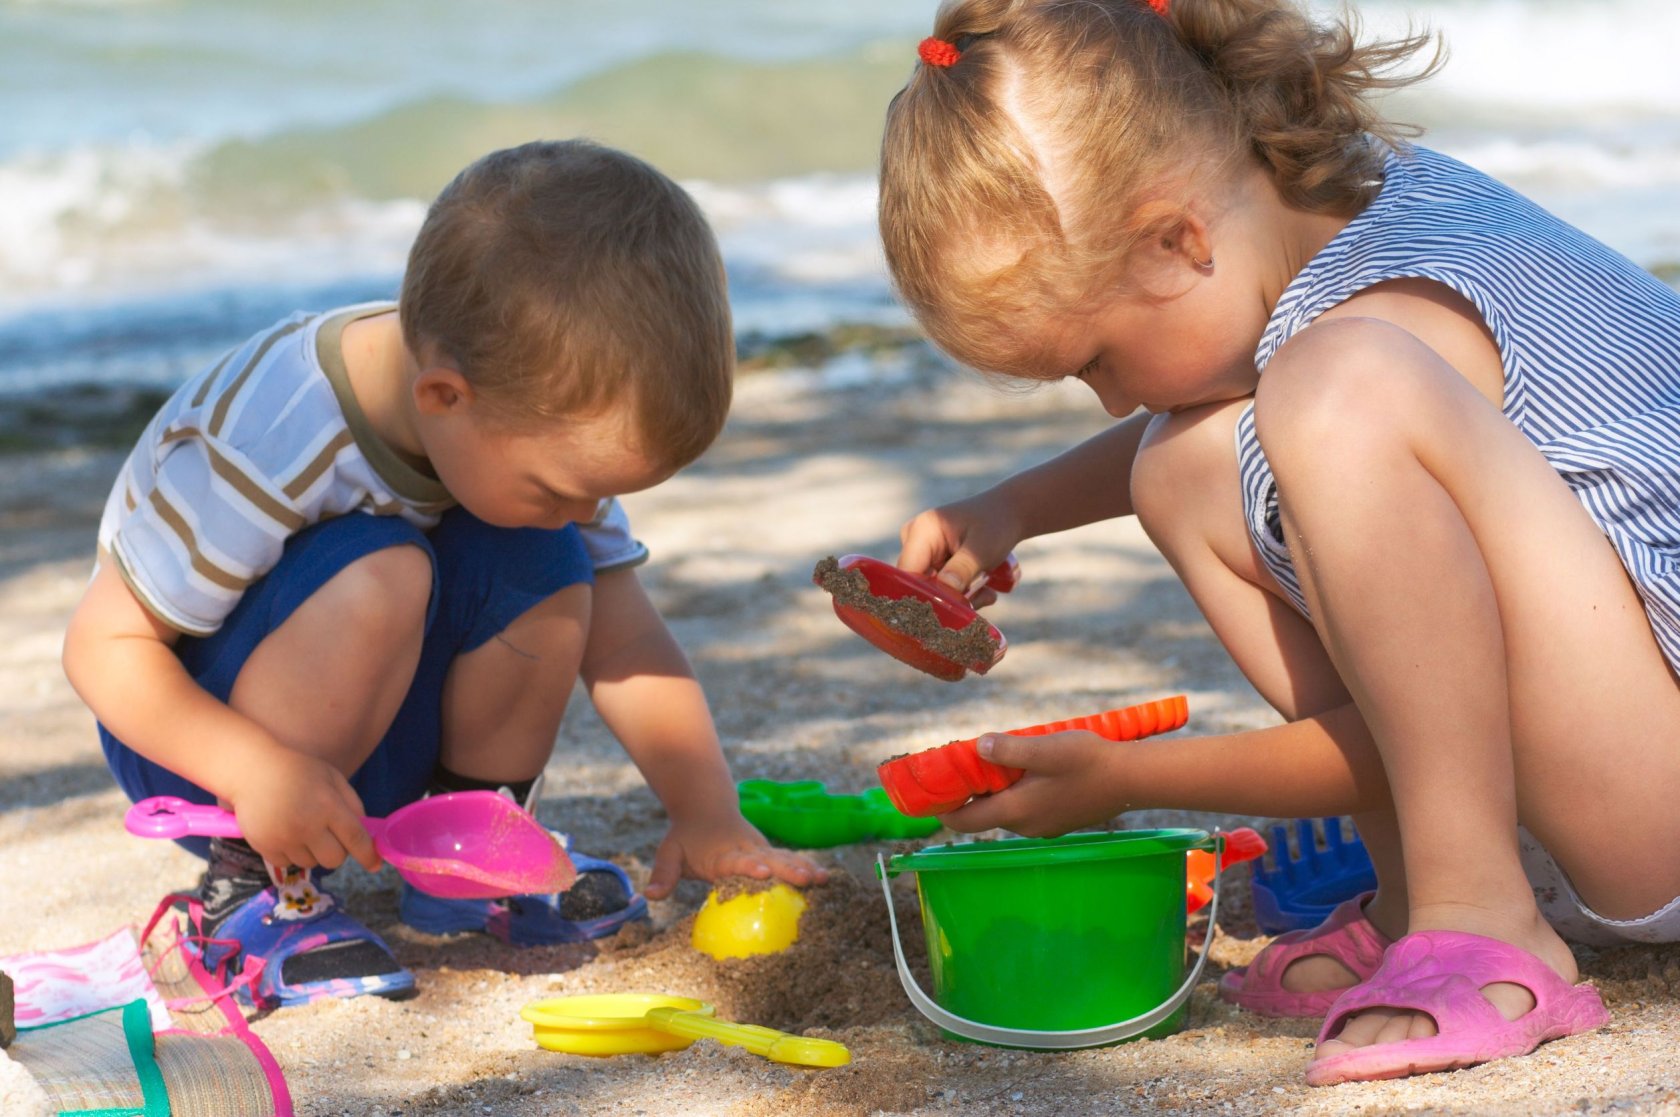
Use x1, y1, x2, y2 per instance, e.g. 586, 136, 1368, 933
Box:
165, 302, 391, 449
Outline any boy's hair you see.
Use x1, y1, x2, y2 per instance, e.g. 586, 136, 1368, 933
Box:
401, 139, 733, 469
879, 0, 1441, 376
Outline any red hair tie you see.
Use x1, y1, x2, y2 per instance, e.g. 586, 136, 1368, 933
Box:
1145, 0, 1170, 11
918, 36, 962, 68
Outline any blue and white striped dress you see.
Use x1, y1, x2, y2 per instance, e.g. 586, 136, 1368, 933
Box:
1235, 145, 1680, 670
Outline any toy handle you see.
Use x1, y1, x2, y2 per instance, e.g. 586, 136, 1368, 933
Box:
876, 833, 1224, 1049
876, 695, 1191, 817
124, 795, 388, 844
125, 796, 245, 839
644, 1008, 850, 1068
973, 553, 1020, 596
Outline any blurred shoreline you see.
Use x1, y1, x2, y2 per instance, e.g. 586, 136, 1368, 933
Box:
0, 318, 932, 454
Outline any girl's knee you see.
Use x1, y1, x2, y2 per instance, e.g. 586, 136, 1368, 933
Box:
1253, 319, 1439, 469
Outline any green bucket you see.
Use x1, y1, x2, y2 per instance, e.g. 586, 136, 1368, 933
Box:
877, 829, 1221, 1049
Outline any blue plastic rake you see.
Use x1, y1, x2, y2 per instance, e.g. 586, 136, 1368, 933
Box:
1249, 816, 1377, 934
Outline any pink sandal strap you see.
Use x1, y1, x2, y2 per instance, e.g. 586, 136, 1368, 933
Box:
1219, 891, 1391, 1018
1307, 929, 1610, 1086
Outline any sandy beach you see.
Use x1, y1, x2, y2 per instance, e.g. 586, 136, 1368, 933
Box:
3, 341, 1679, 1117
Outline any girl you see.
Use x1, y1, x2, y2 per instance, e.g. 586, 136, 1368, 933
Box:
877, 0, 1680, 1087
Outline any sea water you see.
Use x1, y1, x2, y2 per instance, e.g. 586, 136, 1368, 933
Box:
0, 0, 1674, 398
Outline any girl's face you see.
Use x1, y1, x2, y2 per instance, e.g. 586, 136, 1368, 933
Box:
1039, 260, 1267, 417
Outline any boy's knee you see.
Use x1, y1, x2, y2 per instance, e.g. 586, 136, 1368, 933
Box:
494, 580, 593, 663
312, 543, 433, 640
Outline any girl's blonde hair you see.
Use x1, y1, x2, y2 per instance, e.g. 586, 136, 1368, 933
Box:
879, 0, 1441, 376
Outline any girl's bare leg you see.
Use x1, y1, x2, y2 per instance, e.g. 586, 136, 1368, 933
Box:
1254, 319, 1680, 1056
1134, 401, 1408, 996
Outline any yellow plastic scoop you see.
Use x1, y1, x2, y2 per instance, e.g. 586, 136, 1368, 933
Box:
521, 993, 850, 1068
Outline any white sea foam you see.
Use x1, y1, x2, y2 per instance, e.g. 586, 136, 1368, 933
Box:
1444, 137, 1680, 192
0, 0, 1673, 393
0, 140, 425, 311
691, 175, 886, 284
0, 142, 192, 294
1343, 0, 1680, 111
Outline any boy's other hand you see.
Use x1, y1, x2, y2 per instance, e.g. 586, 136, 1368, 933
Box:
227, 748, 383, 874
938, 730, 1132, 837
645, 809, 828, 900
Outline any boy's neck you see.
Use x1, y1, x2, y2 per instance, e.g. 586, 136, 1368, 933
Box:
339, 311, 432, 473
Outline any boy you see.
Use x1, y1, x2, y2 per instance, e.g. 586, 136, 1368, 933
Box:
61, 139, 824, 1008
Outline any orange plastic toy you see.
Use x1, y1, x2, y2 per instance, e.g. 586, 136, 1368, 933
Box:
876, 695, 1190, 817
1186, 827, 1268, 912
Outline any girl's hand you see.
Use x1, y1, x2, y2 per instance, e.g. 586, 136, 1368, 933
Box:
224, 747, 381, 874
897, 491, 1024, 607
645, 807, 828, 900
938, 730, 1134, 837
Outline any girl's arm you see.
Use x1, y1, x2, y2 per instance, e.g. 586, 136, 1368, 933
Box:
937, 703, 1391, 836
899, 411, 1154, 589
996, 410, 1155, 538
581, 567, 826, 898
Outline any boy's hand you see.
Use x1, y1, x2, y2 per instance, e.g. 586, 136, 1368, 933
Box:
897, 492, 1023, 606
646, 808, 828, 901
938, 730, 1132, 837
224, 748, 382, 874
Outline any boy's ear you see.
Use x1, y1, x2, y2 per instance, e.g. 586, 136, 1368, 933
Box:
413, 365, 475, 416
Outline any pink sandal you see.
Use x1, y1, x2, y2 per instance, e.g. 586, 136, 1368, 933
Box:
1305, 929, 1610, 1086
1219, 892, 1391, 1018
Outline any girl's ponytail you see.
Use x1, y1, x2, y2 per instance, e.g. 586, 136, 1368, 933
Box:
1171, 0, 1442, 210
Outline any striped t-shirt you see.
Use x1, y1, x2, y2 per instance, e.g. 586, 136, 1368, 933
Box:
97, 302, 648, 635
1235, 145, 1680, 670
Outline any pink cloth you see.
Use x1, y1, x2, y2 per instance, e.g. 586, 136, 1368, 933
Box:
1, 928, 171, 1032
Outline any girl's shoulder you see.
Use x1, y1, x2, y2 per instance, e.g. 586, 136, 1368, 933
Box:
1263, 144, 1678, 367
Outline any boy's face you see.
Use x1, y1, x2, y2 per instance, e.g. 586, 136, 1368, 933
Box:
421, 392, 674, 530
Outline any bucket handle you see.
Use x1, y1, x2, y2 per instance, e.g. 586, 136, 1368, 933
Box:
875, 832, 1223, 1050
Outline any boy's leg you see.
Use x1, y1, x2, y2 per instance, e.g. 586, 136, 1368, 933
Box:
101, 513, 435, 1007
1133, 400, 1409, 997
396, 510, 646, 943
1254, 321, 1680, 1070
227, 545, 431, 782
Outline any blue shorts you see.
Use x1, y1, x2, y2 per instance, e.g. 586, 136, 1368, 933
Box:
100, 508, 594, 856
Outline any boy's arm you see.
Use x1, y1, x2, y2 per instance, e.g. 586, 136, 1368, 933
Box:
580, 566, 825, 899
62, 563, 379, 871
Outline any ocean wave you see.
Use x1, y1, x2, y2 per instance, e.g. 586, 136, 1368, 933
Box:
1447, 136, 1680, 192
0, 45, 913, 294
1343, 0, 1680, 111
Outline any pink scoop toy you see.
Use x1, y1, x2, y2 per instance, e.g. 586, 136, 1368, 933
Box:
125, 791, 577, 900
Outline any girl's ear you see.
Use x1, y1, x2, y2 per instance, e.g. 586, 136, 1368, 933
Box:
413, 366, 475, 416
1126, 200, 1216, 289
1157, 211, 1214, 273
